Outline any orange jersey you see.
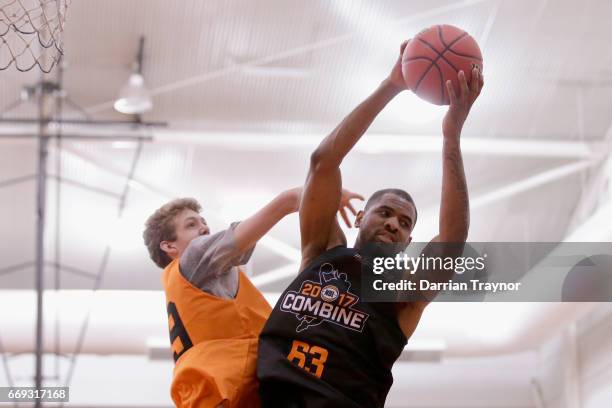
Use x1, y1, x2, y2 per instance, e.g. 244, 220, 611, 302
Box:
162, 259, 271, 407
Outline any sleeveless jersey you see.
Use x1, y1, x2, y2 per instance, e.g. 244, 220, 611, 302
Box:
162, 259, 272, 408
257, 246, 407, 408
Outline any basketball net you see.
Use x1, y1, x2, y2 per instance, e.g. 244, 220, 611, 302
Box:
0, 0, 70, 73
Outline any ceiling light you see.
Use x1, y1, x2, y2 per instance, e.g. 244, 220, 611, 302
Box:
114, 36, 152, 115
114, 73, 152, 114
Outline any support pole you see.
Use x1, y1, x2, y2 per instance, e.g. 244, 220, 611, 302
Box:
34, 78, 50, 408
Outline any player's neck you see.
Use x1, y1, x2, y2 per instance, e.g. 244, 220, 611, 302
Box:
353, 236, 364, 251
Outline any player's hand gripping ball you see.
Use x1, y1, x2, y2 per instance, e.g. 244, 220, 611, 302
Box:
401, 25, 483, 105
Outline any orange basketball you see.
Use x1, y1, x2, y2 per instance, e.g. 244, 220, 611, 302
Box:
401, 25, 483, 105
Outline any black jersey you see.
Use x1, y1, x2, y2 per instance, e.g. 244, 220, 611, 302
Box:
257, 246, 407, 408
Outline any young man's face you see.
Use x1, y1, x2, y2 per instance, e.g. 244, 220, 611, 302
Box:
160, 209, 210, 260
355, 193, 416, 249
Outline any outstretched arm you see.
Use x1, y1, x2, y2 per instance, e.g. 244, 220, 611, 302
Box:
234, 187, 363, 253
180, 187, 303, 291
397, 68, 484, 336
233, 187, 302, 252
438, 67, 482, 243
182, 187, 362, 290
422, 68, 483, 299
300, 42, 408, 267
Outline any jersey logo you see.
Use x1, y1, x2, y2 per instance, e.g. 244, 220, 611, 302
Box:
279, 263, 369, 333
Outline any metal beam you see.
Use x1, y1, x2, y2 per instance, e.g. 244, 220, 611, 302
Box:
564, 134, 611, 240
415, 159, 599, 240
0, 118, 166, 127
0, 121, 156, 140
46, 174, 122, 199
45, 262, 97, 280
0, 125, 598, 159
0, 174, 36, 189
150, 129, 596, 159
470, 160, 596, 208
34, 78, 48, 402
530, 379, 546, 408
0, 261, 34, 277
117, 140, 144, 216
0, 133, 153, 142
478, 0, 501, 51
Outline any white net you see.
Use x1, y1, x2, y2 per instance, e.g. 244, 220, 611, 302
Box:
0, 0, 70, 72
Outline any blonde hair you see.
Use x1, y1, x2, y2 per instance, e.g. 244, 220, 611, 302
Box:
143, 198, 202, 268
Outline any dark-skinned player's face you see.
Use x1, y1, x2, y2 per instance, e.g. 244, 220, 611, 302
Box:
355, 193, 416, 249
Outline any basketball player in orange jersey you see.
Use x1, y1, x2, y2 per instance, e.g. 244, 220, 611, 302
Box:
257, 42, 483, 407
143, 187, 363, 408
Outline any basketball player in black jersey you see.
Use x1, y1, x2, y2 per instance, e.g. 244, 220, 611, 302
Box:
257, 42, 484, 407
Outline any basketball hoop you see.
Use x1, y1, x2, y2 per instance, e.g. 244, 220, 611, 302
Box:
0, 0, 71, 73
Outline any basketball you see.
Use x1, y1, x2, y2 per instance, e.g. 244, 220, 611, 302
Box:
401, 25, 483, 105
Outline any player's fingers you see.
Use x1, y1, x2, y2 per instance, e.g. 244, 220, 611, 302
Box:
347, 201, 357, 216
471, 68, 480, 95
340, 208, 351, 228
351, 193, 365, 201
446, 80, 457, 105
458, 70, 469, 98
400, 39, 410, 54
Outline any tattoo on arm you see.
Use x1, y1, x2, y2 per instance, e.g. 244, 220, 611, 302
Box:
444, 148, 467, 193
440, 140, 469, 240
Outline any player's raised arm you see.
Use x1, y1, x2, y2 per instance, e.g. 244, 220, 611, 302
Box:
233, 187, 302, 252
300, 43, 408, 267
396, 68, 484, 337
417, 68, 483, 300
438, 67, 482, 243
234, 186, 362, 256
